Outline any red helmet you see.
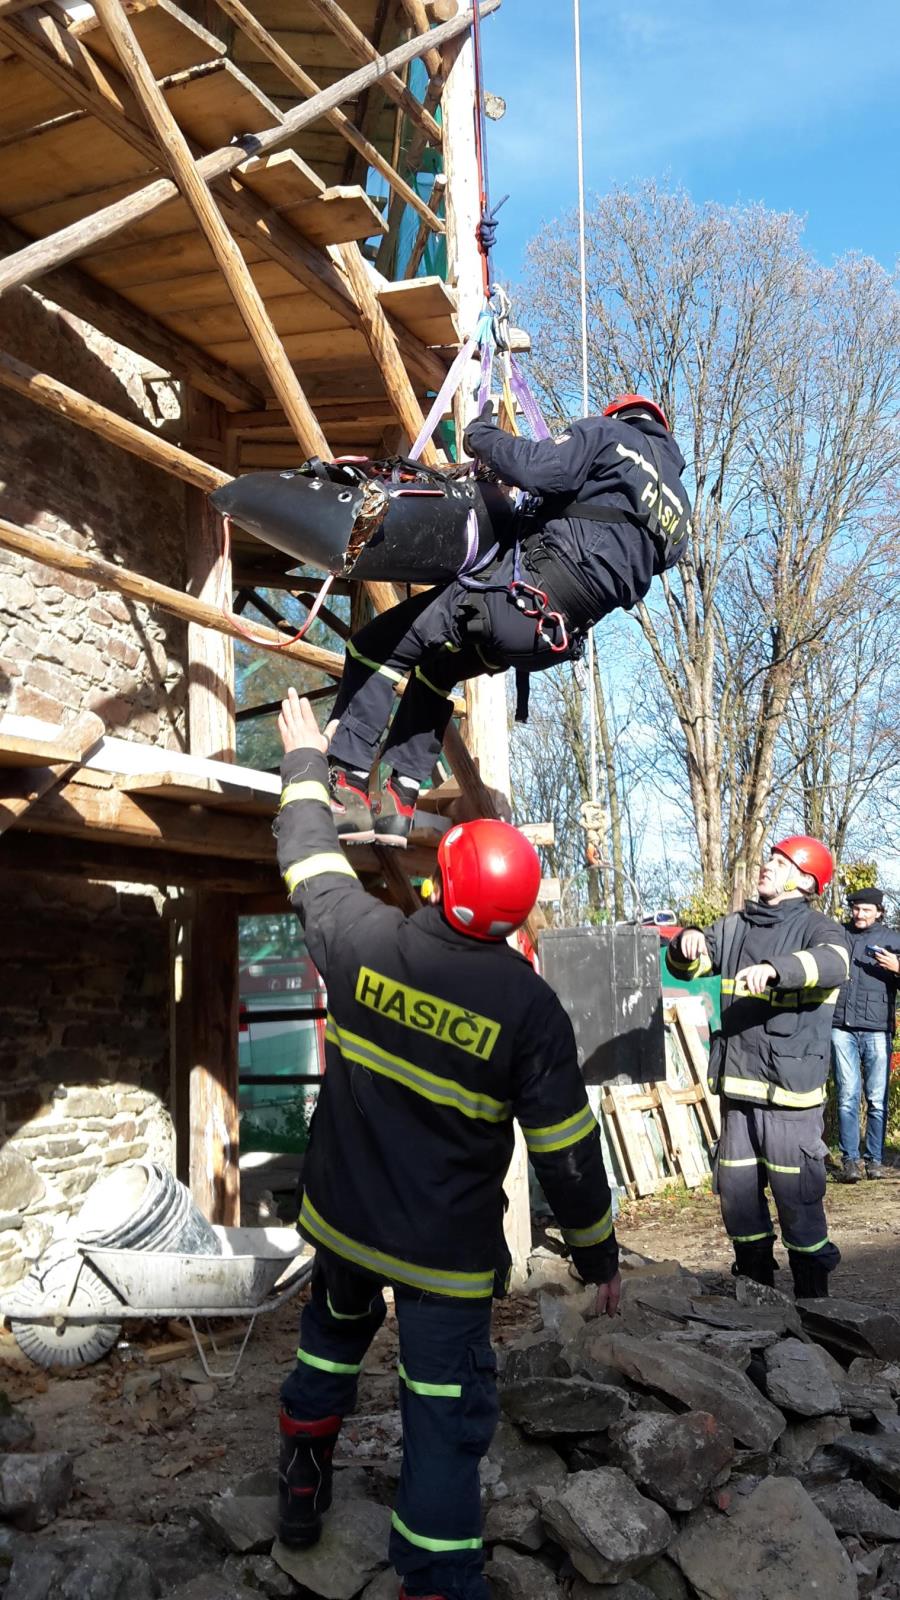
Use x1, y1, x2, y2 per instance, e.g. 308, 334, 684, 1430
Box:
772, 835, 834, 895
603, 393, 669, 431
437, 819, 541, 941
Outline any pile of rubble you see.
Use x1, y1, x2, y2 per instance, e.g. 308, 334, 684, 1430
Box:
5, 1249, 900, 1598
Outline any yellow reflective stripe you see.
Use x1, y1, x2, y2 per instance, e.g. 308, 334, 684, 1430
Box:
346, 638, 403, 682
669, 952, 712, 979
325, 1017, 510, 1124
414, 664, 452, 700
783, 1235, 831, 1254
722, 1075, 768, 1099
284, 852, 358, 893
326, 1290, 377, 1322
729, 1230, 776, 1243
561, 1207, 613, 1249
391, 1510, 481, 1553
280, 779, 331, 810
720, 1155, 801, 1174
825, 942, 850, 974
521, 1103, 597, 1155
474, 643, 503, 673
764, 1159, 801, 1174
296, 1347, 361, 1375
721, 1075, 826, 1109
772, 1084, 826, 1108
355, 966, 501, 1062
398, 1363, 462, 1398
299, 1195, 494, 1299
794, 949, 820, 988
769, 988, 838, 1008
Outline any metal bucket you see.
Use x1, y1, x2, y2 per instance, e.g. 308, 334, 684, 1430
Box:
76, 1162, 221, 1256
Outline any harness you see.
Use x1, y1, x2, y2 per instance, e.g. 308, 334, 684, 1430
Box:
551, 433, 684, 570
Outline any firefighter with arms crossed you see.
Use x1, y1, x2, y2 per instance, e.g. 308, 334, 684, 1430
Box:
666, 836, 849, 1298
274, 688, 620, 1600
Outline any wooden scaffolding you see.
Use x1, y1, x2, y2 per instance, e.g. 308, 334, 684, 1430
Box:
0, 0, 529, 1234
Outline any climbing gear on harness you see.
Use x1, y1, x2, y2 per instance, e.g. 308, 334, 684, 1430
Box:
329, 766, 375, 845
373, 776, 418, 848
603, 394, 670, 431
438, 819, 541, 941
278, 1408, 342, 1548
771, 836, 834, 895
551, 432, 685, 569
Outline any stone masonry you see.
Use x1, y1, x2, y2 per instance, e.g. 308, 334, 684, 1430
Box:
0, 283, 191, 1284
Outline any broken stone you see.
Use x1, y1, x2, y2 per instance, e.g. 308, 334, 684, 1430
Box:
582, 1333, 786, 1452
571, 1581, 657, 1599
777, 1414, 849, 1469
169, 1576, 261, 1600
501, 1378, 630, 1438
196, 1493, 278, 1554
0, 1450, 73, 1530
638, 1556, 693, 1600
609, 1410, 734, 1512
656, 1328, 774, 1368
484, 1494, 545, 1551
873, 1411, 900, 1435
234, 1468, 278, 1498
222, 1552, 299, 1597
764, 1338, 843, 1417
5, 1528, 159, 1599
538, 1289, 585, 1345
502, 1334, 568, 1385
527, 1248, 579, 1292
359, 1570, 403, 1600
671, 1475, 857, 1599
849, 1358, 900, 1397
797, 1298, 900, 1362
541, 1467, 673, 1585
482, 1418, 567, 1499
0, 1404, 35, 1452
835, 1434, 900, 1493
0, 1147, 45, 1211
122, 1371, 162, 1406
485, 1543, 562, 1598
272, 1496, 391, 1598
810, 1479, 900, 1540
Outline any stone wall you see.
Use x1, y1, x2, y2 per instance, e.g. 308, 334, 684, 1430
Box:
0, 284, 191, 1285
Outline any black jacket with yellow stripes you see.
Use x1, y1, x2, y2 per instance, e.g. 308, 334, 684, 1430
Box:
666, 897, 850, 1108
275, 747, 618, 1298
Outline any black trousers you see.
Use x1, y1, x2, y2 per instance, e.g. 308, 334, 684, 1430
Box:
281, 1251, 497, 1600
328, 548, 581, 785
714, 1100, 841, 1272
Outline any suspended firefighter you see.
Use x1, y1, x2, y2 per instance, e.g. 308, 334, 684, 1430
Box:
665, 836, 849, 1299
212, 395, 690, 846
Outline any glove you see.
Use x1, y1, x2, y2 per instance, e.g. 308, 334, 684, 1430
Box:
462, 400, 496, 459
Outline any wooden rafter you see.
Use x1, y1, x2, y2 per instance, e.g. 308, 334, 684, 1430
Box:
0, 3, 494, 298
211, 0, 442, 233
89, 0, 329, 458
403, 171, 446, 277
304, 0, 443, 150
0, 218, 263, 412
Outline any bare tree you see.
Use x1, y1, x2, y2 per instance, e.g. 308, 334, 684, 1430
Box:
522, 184, 900, 894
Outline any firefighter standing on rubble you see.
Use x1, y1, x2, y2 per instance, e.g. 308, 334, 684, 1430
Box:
273, 687, 620, 1600
666, 837, 849, 1298
326, 394, 690, 848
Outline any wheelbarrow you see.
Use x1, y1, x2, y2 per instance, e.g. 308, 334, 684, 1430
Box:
0, 1226, 314, 1379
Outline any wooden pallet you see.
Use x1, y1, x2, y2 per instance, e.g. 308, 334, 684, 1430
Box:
599, 1004, 718, 1197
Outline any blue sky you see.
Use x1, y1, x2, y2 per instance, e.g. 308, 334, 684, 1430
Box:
479, 0, 900, 285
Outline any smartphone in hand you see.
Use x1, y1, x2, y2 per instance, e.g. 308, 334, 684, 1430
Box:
865, 944, 886, 957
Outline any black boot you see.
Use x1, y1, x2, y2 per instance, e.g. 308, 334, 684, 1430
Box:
278, 1408, 342, 1548
789, 1255, 830, 1299
731, 1238, 776, 1288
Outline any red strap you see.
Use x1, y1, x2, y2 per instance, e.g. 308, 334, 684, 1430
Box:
279, 1409, 341, 1439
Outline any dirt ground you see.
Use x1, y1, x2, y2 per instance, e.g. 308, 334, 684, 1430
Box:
1, 1163, 897, 1539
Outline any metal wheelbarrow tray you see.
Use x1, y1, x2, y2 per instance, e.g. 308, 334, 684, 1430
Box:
0, 1226, 314, 1378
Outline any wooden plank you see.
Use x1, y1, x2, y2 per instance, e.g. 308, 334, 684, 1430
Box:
116, 771, 273, 811
0, 217, 264, 412
302, 0, 442, 147
73, 0, 228, 77
90, 0, 330, 460
0, 730, 95, 768
656, 1077, 708, 1188
379, 277, 458, 346
162, 288, 349, 345
278, 185, 386, 247
202, 325, 372, 370
672, 1000, 721, 1138
162, 58, 283, 151
605, 1084, 666, 1196
0, 114, 157, 216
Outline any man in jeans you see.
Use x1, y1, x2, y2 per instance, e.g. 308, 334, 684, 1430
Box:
832, 888, 900, 1182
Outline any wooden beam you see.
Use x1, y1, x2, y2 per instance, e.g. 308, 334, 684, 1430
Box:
304, 0, 442, 149
403, 172, 446, 277
189, 889, 240, 1221
0, 514, 346, 677
337, 242, 440, 465
0, 347, 230, 493
90, 0, 329, 460
0, 219, 263, 413
212, 0, 442, 232
0, 831, 282, 892
398, 0, 444, 81
0, 710, 104, 836
186, 393, 235, 764
0, 3, 494, 297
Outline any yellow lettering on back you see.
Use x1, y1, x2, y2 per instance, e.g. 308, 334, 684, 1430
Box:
354, 967, 501, 1061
